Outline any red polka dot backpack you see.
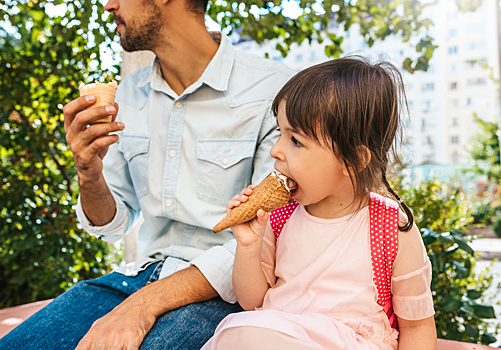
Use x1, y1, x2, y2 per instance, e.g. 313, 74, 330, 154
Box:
269, 192, 399, 330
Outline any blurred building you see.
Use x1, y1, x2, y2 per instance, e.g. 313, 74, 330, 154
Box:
231, 0, 500, 166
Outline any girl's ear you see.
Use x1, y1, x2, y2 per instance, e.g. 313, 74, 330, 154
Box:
342, 145, 371, 177
342, 162, 351, 177
359, 145, 372, 170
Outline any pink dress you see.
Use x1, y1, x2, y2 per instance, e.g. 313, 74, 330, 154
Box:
202, 196, 435, 350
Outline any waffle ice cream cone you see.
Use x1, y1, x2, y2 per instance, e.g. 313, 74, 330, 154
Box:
78, 81, 118, 124
213, 172, 292, 233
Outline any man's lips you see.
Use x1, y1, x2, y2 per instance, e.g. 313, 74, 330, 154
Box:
115, 21, 124, 30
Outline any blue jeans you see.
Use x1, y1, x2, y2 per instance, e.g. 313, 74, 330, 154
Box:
0, 262, 243, 349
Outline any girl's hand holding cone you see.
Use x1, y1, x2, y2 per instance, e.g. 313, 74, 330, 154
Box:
214, 172, 292, 234
226, 185, 269, 248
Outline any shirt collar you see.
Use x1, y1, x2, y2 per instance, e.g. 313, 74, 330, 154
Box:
136, 32, 235, 93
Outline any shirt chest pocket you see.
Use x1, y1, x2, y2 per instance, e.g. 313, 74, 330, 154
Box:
119, 136, 150, 199
197, 139, 256, 207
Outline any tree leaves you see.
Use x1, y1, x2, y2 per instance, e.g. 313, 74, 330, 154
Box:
389, 173, 498, 344
0, 0, 121, 307
207, 0, 438, 72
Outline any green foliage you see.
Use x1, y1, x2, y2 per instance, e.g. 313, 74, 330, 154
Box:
0, 0, 122, 307
207, 0, 438, 73
471, 201, 499, 225
466, 115, 501, 183
396, 178, 474, 231
390, 176, 499, 344
493, 217, 501, 238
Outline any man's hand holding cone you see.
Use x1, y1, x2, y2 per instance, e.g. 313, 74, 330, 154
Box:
63, 81, 122, 185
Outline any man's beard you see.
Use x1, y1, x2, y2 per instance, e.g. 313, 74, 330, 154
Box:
115, 4, 163, 52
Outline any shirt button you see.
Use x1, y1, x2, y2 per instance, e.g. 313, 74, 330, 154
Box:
166, 200, 172, 207
223, 157, 230, 165
175, 101, 183, 109
169, 150, 176, 157
125, 152, 130, 158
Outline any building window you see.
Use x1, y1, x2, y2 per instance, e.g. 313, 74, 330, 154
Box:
467, 78, 487, 86
467, 41, 486, 51
449, 99, 458, 108
424, 100, 432, 111
451, 150, 459, 163
422, 83, 434, 91
468, 96, 489, 107
426, 136, 435, 145
452, 117, 459, 126
450, 82, 457, 90
448, 64, 459, 73
404, 136, 413, 145
296, 54, 303, 62
447, 11, 458, 19
448, 46, 458, 54
467, 23, 486, 32
451, 136, 460, 144
466, 59, 487, 68
448, 28, 457, 37
423, 154, 435, 163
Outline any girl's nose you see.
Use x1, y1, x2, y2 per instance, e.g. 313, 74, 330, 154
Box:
270, 138, 284, 161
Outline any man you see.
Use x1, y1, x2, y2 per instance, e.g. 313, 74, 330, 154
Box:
0, 0, 293, 349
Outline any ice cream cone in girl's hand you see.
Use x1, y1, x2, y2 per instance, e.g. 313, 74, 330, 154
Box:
213, 172, 293, 233
78, 81, 118, 124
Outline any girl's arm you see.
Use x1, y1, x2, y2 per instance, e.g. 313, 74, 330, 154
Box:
397, 316, 437, 350
228, 186, 271, 310
232, 226, 270, 310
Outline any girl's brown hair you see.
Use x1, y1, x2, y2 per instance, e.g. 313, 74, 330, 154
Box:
272, 56, 413, 231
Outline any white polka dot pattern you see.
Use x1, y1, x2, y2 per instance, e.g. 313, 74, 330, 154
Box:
369, 192, 399, 310
270, 199, 299, 241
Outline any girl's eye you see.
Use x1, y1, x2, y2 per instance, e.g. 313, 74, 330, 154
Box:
291, 136, 303, 147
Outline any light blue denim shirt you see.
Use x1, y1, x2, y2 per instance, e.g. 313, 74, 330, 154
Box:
75, 32, 294, 303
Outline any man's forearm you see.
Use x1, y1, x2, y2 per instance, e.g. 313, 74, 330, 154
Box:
80, 174, 117, 226
75, 265, 219, 350
138, 265, 218, 317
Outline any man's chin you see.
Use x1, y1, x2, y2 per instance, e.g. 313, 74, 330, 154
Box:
121, 39, 152, 53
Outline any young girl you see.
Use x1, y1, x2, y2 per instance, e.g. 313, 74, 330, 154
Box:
202, 57, 436, 350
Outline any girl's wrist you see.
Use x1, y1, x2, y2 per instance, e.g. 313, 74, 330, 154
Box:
236, 240, 262, 256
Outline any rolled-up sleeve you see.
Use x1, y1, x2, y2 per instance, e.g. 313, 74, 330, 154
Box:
191, 239, 237, 303
76, 191, 137, 244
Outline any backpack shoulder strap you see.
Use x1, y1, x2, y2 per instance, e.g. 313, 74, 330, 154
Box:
270, 199, 299, 239
369, 192, 399, 329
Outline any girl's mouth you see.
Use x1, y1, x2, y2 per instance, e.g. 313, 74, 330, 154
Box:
287, 178, 298, 195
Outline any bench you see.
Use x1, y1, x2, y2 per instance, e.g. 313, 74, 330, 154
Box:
0, 300, 495, 348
